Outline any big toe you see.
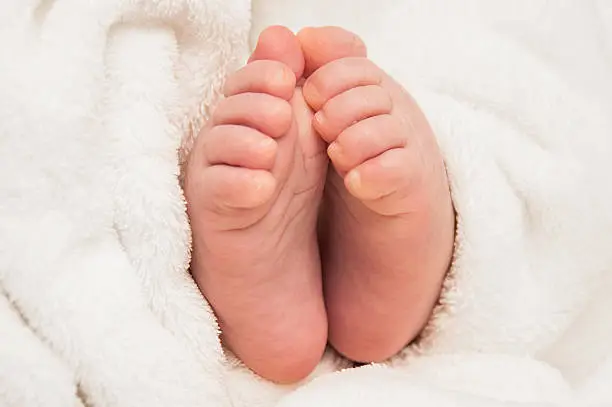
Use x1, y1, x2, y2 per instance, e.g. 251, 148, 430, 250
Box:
250, 26, 305, 79
297, 26, 367, 77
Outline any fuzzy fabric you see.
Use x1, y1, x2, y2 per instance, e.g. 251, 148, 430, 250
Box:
1, 0, 612, 406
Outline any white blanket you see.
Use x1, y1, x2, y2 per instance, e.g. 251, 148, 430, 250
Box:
1, 1, 612, 406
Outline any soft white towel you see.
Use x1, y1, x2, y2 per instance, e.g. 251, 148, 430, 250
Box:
0, 1, 248, 405
2, 1, 612, 406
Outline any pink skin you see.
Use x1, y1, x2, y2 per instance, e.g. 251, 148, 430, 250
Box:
299, 27, 455, 362
185, 26, 328, 384
185, 26, 455, 384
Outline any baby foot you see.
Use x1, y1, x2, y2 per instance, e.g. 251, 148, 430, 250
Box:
185, 26, 328, 383
299, 27, 455, 362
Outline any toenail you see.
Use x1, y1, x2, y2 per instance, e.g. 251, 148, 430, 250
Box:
273, 65, 294, 89
346, 170, 361, 192
260, 137, 275, 148
259, 137, 277, 153
314, 110, 326, 126
327, 142, 342, 160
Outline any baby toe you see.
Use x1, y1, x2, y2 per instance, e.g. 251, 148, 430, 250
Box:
303, 57, 382, 112
314, 85, 392, 142
345, 148, 419, 215
328, 114, 405, 175
250, 25, 305, 79
224, 60, 297, 101
297, 26, 367, 77
203, 125, 277, 170
201, 166, 277, 214
212, 93, 293, 138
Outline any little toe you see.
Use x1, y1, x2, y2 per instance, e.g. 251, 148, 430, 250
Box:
212, 93, 292, 138
202, 166, 277, 213
303, 57, 383, 111
345, 148, 418, 215
224, 60, 297, 101
203, 125, 277, 170
314, 85, 392, 142
328, 114, 406, 174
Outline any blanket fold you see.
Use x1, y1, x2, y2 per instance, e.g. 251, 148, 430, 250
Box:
2, 0, 612, 406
